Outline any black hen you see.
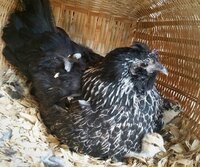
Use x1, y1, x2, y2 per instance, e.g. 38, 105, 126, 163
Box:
2, 0, 102, 107
42, 43, 168, 161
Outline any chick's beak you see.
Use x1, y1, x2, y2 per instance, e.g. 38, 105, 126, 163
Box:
160, 146, 167, 153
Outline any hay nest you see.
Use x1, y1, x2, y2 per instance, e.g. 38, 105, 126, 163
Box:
0, 69, 200, 167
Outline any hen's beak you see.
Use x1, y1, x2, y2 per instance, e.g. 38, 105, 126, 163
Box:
154, 62, 168, 75
146, 61, 168, 76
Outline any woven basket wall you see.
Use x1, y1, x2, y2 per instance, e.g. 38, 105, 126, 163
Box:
0, 0, 200, 138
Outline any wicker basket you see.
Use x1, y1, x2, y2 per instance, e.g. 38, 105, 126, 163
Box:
0, 0, 200, 166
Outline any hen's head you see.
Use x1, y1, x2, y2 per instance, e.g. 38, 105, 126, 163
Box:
101, 42, 168, 92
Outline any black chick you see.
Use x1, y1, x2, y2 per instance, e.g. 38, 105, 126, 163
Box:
2, 0, 102, 107
41, 43, 168, 161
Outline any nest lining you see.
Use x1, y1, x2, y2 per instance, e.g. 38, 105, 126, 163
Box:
0, 68, 200, 167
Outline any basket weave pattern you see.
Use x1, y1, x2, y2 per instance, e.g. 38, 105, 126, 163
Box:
0, 0, 200, 137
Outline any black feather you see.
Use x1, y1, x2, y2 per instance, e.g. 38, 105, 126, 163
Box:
2, 0, 102, 105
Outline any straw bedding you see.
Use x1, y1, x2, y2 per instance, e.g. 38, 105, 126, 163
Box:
0, 68, 199, 167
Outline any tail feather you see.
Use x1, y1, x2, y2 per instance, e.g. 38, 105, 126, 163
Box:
19, 0, 56, 33
2, 0, 56, 77
3, 46, 19, 67
2, 0, 56, 50
2, 13, 25, 51
3, 46, 30, 77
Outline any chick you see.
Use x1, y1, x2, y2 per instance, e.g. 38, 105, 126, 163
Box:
125, 133, 166, 158
162, 98, 183, 125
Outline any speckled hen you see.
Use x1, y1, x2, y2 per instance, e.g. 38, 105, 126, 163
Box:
42, 43, 168, 161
